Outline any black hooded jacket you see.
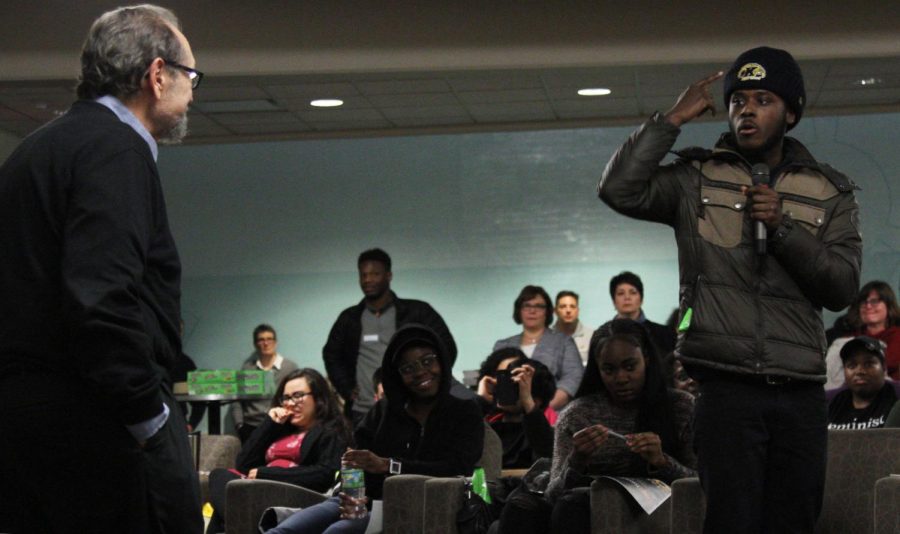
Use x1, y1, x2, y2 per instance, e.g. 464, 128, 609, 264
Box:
354, 323, 484, 500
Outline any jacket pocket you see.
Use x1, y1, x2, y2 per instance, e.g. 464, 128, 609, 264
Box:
697, 186, 746, 248
782, 199, 826, 237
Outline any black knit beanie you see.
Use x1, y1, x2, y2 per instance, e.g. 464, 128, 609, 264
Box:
723, 46, 806, 129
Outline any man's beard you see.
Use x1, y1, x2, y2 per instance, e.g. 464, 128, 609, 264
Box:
729, 113, 787, 163
157, 112, 188, 145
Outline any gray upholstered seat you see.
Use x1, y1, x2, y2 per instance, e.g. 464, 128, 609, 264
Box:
198, 434, 241, 505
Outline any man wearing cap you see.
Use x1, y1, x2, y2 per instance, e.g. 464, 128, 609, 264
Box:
827, 336, 900, 430
599, 47, 862, 533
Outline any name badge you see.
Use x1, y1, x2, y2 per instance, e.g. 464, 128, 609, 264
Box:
363, 334, 379, 343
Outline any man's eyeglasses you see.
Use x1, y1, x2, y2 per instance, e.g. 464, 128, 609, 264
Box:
397, 354, 439, 376
164, 59, 203, 89
860, 297, 883, 308
256, 336, 276, 344
281, 391, 312, 405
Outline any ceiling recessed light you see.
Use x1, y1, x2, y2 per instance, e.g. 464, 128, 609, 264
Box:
310, 99, 344, 107
577, 88, 612, 96
854, 77, 883, 87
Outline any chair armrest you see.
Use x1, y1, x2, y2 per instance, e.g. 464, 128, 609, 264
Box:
423, 478, 466, 534
670, 477, 704, 534
874, 476, 900, 534
501, 468, 528, 479
382, 474, 431, 534
589, 478, 671, 534
224, 478, 327, 534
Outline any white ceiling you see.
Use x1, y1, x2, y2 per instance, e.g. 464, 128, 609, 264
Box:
0, 1, 898, 143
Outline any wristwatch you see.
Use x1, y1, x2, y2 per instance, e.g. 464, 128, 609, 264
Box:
389, 458, 402, 475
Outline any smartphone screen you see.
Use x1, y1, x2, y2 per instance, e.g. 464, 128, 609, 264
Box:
495, 369, 519, 406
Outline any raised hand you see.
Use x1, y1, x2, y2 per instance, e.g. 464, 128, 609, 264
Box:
743, 183, 783, 231
477, 374, 496, 403
510, 364, 537, 414
664, 71, 725, 128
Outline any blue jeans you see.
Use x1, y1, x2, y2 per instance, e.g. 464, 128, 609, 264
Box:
694, 375, 827, 534
266, 496, 369, 534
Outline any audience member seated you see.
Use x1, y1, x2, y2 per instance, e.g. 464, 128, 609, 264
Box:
206, 368, 350, 534
494, 285, 583, 410
827, 336, 900, 430
826, 281, 900, 387
498, 319, 696, 534
602, 271, 676, 356
234, 324, 300, 442
664, 351, 698, 398
476, 348, 556, 469
850, 281, 900, 379
265, 324, 484, 534
551, 290, 594, 366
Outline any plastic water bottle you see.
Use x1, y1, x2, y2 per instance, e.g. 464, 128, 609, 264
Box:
340, 467, 367, 519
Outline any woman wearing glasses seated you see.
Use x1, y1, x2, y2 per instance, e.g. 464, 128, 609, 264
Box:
206, 368, 350, 534
493, 285, 584, 411
825, 281, 900, 388
265, 323, 484, 534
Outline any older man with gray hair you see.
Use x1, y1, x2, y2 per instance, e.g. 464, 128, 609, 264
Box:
0, 5, 203, 533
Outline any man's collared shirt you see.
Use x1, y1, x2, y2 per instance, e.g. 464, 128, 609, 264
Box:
94, 95, 159, 162
256, 353, 286, 371
95, 94, 167, 442
356, 300, 397, 413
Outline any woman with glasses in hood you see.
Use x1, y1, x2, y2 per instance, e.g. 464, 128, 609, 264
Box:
266, 324, 484, 534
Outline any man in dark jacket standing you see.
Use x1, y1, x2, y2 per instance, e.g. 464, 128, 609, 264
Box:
323, 248, 467, 426
599, 47, 862, 533
0, 5, 202, 533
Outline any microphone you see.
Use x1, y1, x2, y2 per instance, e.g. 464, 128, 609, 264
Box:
750, 163, 769, 255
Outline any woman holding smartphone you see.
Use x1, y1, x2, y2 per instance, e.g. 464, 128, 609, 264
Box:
476, 348, 557, 468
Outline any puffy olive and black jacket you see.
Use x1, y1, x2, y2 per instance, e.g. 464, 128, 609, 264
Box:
599, 113, 862, 381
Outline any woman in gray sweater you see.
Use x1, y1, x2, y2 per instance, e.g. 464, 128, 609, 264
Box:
499, 319, 696, 534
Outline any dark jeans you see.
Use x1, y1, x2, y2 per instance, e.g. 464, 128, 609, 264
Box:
497, 485, 551, 534
693, 375, 827, 534
0, 368, 202, 534
206, 468, 243, 534
497, 485, 591, 534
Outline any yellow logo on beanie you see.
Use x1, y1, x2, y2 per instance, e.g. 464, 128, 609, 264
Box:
737, 63, 766, 81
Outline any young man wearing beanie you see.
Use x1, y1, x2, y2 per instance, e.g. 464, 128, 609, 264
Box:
599, 46, 862, 533
827, 336, 899, 430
